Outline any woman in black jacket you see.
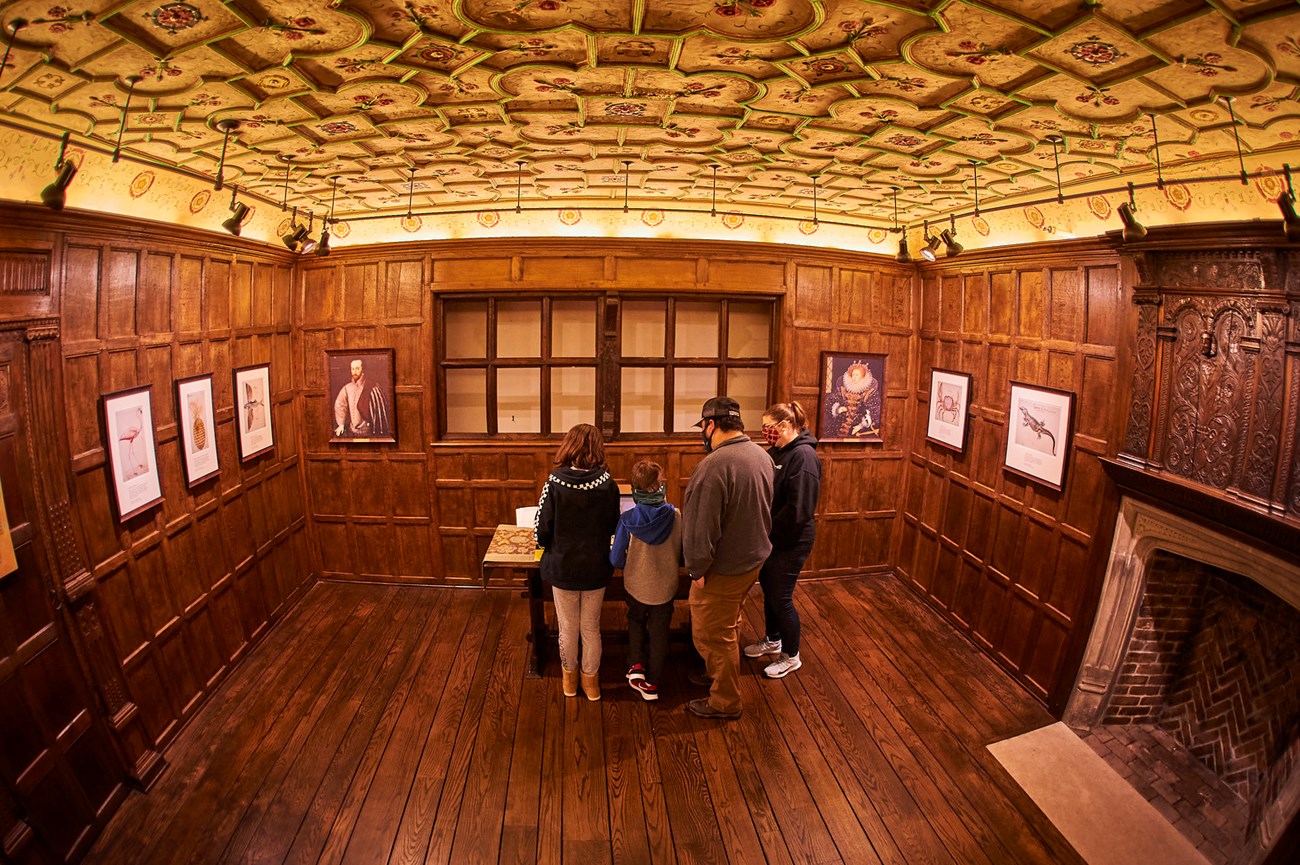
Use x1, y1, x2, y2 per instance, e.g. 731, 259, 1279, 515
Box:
744, 401, 821, 679
534, 423, 620, 700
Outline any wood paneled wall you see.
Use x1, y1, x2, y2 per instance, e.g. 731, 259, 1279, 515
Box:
896, 239, 1129, 713
0, 206, 316, 764
299, 239, 915, 584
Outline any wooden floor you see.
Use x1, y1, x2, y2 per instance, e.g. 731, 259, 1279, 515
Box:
85, 575, 1086, 865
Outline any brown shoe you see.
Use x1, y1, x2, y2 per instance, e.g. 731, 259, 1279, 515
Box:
687, 697, 740, 720
581, 671, 601, 701
562, 668, 579, 698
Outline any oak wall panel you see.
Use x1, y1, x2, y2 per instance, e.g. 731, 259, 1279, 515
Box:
900, 242, 1125, 712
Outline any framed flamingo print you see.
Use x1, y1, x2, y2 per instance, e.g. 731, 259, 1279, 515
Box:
102, 385, 163, 521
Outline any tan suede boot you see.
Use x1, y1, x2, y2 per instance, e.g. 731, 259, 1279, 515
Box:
562, 668, 579, 698
581, 672, 601, 701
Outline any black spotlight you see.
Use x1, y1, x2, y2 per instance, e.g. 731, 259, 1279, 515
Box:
41, 132, 77, 210
1278, 193, 1300, 242
939, 229, 963, 257
222, 201, 250, 236
315, 224, 332, 256
297, 213, 318, 254
1118, 182, 1146, 242
895, 233, 912, 264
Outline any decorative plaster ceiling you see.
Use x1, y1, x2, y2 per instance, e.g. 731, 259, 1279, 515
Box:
2, 0, 1300, 230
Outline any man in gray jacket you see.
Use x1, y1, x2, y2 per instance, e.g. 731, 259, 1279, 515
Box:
683, 396, 774, 719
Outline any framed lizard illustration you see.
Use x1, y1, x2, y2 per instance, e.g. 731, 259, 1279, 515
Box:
1003, 381, 1075, 491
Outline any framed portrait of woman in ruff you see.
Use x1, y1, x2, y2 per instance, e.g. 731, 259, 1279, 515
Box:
102, 385, 163, 521
926, 368, 972, 453
817, 353, 885, 444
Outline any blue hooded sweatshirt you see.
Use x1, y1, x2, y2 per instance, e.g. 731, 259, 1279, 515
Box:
610, 502, 676, 568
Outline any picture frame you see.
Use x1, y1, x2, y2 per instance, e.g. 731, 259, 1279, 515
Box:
1003, 381, 1075, 491
327, 348, 396, 443
926, 368, 972, 453
818, 352, 885, 443
102, 385, 163, 521
175, 374, 219, 487
233, 364, 274, 461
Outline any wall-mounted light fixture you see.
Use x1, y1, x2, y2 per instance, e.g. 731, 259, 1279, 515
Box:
1118, 182, 1147, 242
213, 118, 240, 191
41, 131, 77, 210
222, 187, 249, 236
919, 221, 942, 262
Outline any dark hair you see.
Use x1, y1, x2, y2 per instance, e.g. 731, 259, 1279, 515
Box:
554, 423, 606, 469
629, 459, 663, 492
709, 414, 746, 433
765, 401, 808, 432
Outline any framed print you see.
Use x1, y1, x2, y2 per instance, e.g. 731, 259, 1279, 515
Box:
926, 368, 972, 453
1004, 381, 1075, 491
818, 352, 885, 443
175, 374, 219, 487
233, 364, 274, 461
327, 349, 396, 443
102, 385, 163, 521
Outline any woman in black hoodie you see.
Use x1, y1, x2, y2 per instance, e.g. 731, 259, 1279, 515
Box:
744, 401, 821, 679
535, 423, 620, 700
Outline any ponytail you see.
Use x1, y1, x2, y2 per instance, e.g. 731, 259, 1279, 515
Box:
765, 401, 807, 432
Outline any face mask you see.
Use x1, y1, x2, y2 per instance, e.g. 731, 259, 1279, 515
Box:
762, 426, 780, 447
701, 422, 714, 453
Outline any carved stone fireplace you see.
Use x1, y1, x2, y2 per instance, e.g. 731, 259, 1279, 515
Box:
1064, 495, 1300, 865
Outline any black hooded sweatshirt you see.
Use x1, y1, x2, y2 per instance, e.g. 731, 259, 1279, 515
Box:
534, 465, 620, 591
767, 431, 821, 551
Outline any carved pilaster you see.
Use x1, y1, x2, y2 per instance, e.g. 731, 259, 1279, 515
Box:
1122, 293, 1162, 460
20, 323, 164, 788
1240, 308, 1287, 503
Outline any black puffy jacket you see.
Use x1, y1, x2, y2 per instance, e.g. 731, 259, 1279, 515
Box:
534, 465, 620, 591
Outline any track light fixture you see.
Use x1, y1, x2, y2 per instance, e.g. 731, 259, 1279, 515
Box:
919, 221, 942, 262
41, 131, 77, 210
213, 118, 239, 191
890, 189, 911, 263
112, 75, 143, 163
281, 206, 307, 251
278, 154, 294, 210
1280, 165, 1300, 242
622, 160, 632, 213
0, 18, 28, 86
1118, 182, 1147, 242
316, 177, 337, 256
811, 174, 819, 225
515, 160, 525, 214
405, 166, 416, 217
298, 212, 317, 255
221, 187, 249, 236
939, 214, 963, 257
1045, 134, 1064, 204
710, 164, 719, 217
1220, 96, 1248, 185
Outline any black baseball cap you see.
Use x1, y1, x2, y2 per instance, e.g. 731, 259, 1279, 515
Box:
694, 396, 742, 427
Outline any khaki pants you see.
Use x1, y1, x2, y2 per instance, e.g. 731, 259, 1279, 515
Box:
689, 566, 761, 713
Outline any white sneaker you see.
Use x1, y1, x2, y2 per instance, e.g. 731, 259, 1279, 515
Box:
764, 653, 801, 679
743, 637, 782, 658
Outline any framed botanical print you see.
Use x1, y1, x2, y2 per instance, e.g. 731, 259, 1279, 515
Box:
1003, 381, 1075, 491
818, 352, 885, 443
175, 374, 219, 487
926, 368, 972, 453
233, 364, 274, 461
102, 385, 163, 521
327, 349, 396, 443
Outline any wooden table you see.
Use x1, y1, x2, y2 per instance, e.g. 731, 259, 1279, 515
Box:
480, 524, 539, 588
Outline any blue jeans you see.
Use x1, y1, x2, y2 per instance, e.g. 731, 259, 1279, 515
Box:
758, 545, 810, 656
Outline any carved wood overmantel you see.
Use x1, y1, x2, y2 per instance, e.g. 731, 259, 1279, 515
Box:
1119, 233, 1300, 534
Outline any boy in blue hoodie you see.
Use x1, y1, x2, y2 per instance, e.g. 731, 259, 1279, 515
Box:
610, 459, 682, 701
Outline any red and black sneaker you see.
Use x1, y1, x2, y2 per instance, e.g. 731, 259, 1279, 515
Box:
630, 679, 659, 701
625, 663, 646, 682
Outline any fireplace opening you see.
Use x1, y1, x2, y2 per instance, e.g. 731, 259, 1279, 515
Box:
1065, 498, 1300, 865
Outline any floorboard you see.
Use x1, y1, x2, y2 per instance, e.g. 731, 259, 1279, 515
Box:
83, 575, 1087, 865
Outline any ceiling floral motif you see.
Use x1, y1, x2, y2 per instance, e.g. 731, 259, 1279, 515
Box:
0, 0, 1298, 236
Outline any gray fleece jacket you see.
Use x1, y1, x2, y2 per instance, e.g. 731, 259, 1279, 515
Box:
682, 434, 774, 577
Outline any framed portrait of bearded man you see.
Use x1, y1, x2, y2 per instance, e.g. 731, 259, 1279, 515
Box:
818, 353, 885, 444
327, 349, 396, 444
